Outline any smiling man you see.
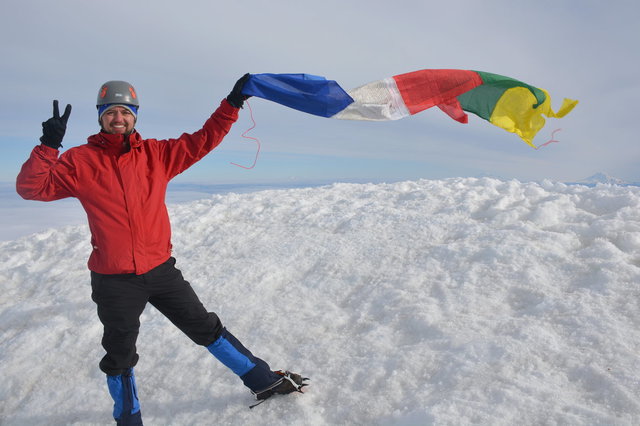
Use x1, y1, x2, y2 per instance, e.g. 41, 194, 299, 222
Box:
99, 106, 136, 134
102, 106, 135, 133
16, 79, 307, 425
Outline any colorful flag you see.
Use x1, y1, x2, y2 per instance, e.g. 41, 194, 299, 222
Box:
241, 70, 578, 148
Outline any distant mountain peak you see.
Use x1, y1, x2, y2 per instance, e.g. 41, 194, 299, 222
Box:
581, 172, 628, 185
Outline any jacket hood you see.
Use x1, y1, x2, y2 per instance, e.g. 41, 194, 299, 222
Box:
88, 131, 144, 153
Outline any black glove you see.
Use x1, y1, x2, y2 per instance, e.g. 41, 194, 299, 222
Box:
226, 73, 252, 109
40, 100, 72, 149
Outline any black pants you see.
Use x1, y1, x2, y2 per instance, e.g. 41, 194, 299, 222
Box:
91, 257, 223, 376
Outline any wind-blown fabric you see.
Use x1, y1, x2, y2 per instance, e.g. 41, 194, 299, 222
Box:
241, 70, 578, 148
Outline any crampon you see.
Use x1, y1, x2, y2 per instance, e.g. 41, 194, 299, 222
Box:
249, 371, 309, 408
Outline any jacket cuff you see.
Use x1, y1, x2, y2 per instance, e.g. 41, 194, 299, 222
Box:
37, 143, 61, 155
221, 98, 240, 113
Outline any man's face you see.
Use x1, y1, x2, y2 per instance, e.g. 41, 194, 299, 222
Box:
100, 106, 136, 134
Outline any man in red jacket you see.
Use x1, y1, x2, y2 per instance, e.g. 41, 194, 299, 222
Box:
16, 77, 307, 425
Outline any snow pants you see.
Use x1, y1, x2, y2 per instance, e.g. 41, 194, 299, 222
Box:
90, 257, 224, 375
90, 257, 280, 390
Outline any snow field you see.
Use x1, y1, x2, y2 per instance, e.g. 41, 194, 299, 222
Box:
1, 178, 640, 425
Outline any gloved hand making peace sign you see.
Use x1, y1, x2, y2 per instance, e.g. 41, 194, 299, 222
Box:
40, 100, 72, 149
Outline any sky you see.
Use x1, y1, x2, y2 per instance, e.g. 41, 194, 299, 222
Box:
2, 0, 639, 186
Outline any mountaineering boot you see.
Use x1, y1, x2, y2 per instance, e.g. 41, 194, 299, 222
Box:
106, 368, 143, 426
206, 327, 311, 401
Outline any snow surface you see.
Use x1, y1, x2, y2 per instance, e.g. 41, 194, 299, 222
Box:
2, 178, 640, 425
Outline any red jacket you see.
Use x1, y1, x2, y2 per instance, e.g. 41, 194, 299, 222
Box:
17, 99, 239, 275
